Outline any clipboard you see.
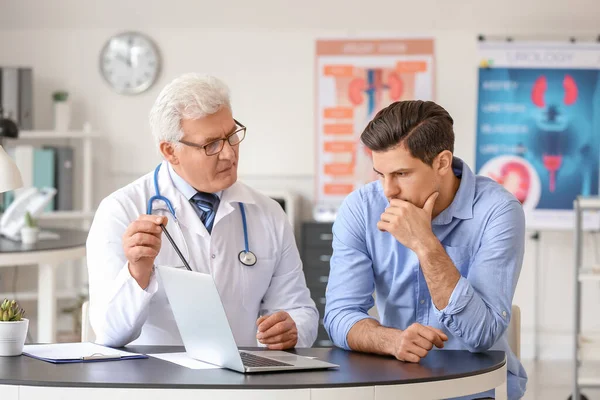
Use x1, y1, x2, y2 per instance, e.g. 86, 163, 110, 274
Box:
22, 342, 148, 364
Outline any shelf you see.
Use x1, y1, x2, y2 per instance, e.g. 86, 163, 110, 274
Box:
578, 377, 600, 388
16, 130, 97, 139
37, 210, 96, 221
0, 290, 81, 302
0, 210, 95, 221
574, 196, 600, 396
578, 269, 600, 282
577, 197, 600, 210
578, 336, 600, 363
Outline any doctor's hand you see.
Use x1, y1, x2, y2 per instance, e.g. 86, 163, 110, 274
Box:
123, 215, 168, 289
392, 323, 448, 363
377, 192, 439, 254
256, 311, 298, 350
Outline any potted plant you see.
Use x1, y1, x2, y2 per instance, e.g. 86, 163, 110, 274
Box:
21, 211, 39, 244
53, 90, 70, 132
0, 299, 28, 356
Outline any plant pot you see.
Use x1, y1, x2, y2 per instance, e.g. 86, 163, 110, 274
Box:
21, 227, 39, 244
54, 101, 71, 132
0, 318, 29, 356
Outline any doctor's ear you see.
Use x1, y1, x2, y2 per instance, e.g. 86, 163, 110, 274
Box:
159, 142, 180, 165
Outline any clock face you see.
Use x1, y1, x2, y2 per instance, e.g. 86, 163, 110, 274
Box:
99, 32, 161, 95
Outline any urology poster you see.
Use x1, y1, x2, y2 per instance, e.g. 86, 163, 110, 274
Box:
476, 41, 600, 229
315, 38, 435, 207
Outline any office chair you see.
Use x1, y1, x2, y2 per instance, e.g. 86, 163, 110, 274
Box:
507, 304, 521, 360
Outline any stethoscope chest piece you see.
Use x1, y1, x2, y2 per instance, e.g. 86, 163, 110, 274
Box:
238, 251, 257, 267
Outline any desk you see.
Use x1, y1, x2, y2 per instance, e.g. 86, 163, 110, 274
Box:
0, 346, 507, 399
0, 229, 88, 343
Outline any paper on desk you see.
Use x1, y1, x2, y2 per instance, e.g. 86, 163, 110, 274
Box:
23, 342, 145, 361
149, 352, 221, 369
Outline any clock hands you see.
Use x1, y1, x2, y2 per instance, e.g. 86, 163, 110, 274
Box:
114, 52, 131, 68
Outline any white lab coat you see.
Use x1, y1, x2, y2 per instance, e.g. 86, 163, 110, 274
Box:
86, 160, 318, 348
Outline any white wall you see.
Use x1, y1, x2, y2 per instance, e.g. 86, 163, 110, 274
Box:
1, 0, 600, 359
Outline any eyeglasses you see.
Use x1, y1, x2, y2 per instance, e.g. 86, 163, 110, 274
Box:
179, 119, 247, 156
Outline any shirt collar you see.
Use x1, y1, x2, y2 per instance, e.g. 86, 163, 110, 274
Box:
167, 162, 222, 200
432, 156, 475, 225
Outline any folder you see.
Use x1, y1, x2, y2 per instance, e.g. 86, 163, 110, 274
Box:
33, 147, 56, 212
22, 342, 148, 364
46, 145, 74, 211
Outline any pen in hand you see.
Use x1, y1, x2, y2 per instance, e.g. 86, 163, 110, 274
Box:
160, 224, 193, 271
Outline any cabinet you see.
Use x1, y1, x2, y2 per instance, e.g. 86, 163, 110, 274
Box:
301, 222, 334, 347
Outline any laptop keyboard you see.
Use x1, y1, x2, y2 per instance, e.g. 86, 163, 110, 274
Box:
239, 352, 293, 368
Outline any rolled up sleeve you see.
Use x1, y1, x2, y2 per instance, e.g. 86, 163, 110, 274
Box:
433, 200, 525, 352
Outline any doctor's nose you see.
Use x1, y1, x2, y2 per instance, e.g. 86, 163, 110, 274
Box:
218, 140, 236, 161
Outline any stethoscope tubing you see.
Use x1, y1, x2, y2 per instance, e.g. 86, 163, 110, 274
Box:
148, 164, 257, 268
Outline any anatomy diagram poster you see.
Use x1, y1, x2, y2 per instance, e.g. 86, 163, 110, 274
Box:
315, 38, 435, 207
476, 41, 600, 229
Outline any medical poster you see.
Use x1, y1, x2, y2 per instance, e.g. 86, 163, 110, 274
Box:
476, 41, 600, 230
315, 38, 435, 208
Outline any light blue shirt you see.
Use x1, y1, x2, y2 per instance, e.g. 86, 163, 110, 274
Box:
167, 163, 222, 220
324, 157, 527, 400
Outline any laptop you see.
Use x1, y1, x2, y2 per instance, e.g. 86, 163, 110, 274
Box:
156, 266, 339, 373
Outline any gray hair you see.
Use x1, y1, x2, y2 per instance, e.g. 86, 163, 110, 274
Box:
149, 73, 231, 148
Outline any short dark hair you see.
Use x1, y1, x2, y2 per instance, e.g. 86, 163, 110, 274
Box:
360, 100, 455, 165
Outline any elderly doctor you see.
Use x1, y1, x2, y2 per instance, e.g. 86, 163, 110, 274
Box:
86, 73, 318, 349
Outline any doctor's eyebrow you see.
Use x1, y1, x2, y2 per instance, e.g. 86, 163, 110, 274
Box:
197, 124, 239, 145
198, 135, 224, 144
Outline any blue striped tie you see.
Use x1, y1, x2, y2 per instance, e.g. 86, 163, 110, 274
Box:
190, 192, 220, 234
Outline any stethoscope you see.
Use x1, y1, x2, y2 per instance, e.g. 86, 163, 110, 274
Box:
147, 164, 257, 268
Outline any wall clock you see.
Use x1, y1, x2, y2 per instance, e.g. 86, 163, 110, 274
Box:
99, 31, 161, 95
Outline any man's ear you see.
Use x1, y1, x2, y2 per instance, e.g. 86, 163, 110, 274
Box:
435, 150, 453, 176
159, 141, 179, 165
